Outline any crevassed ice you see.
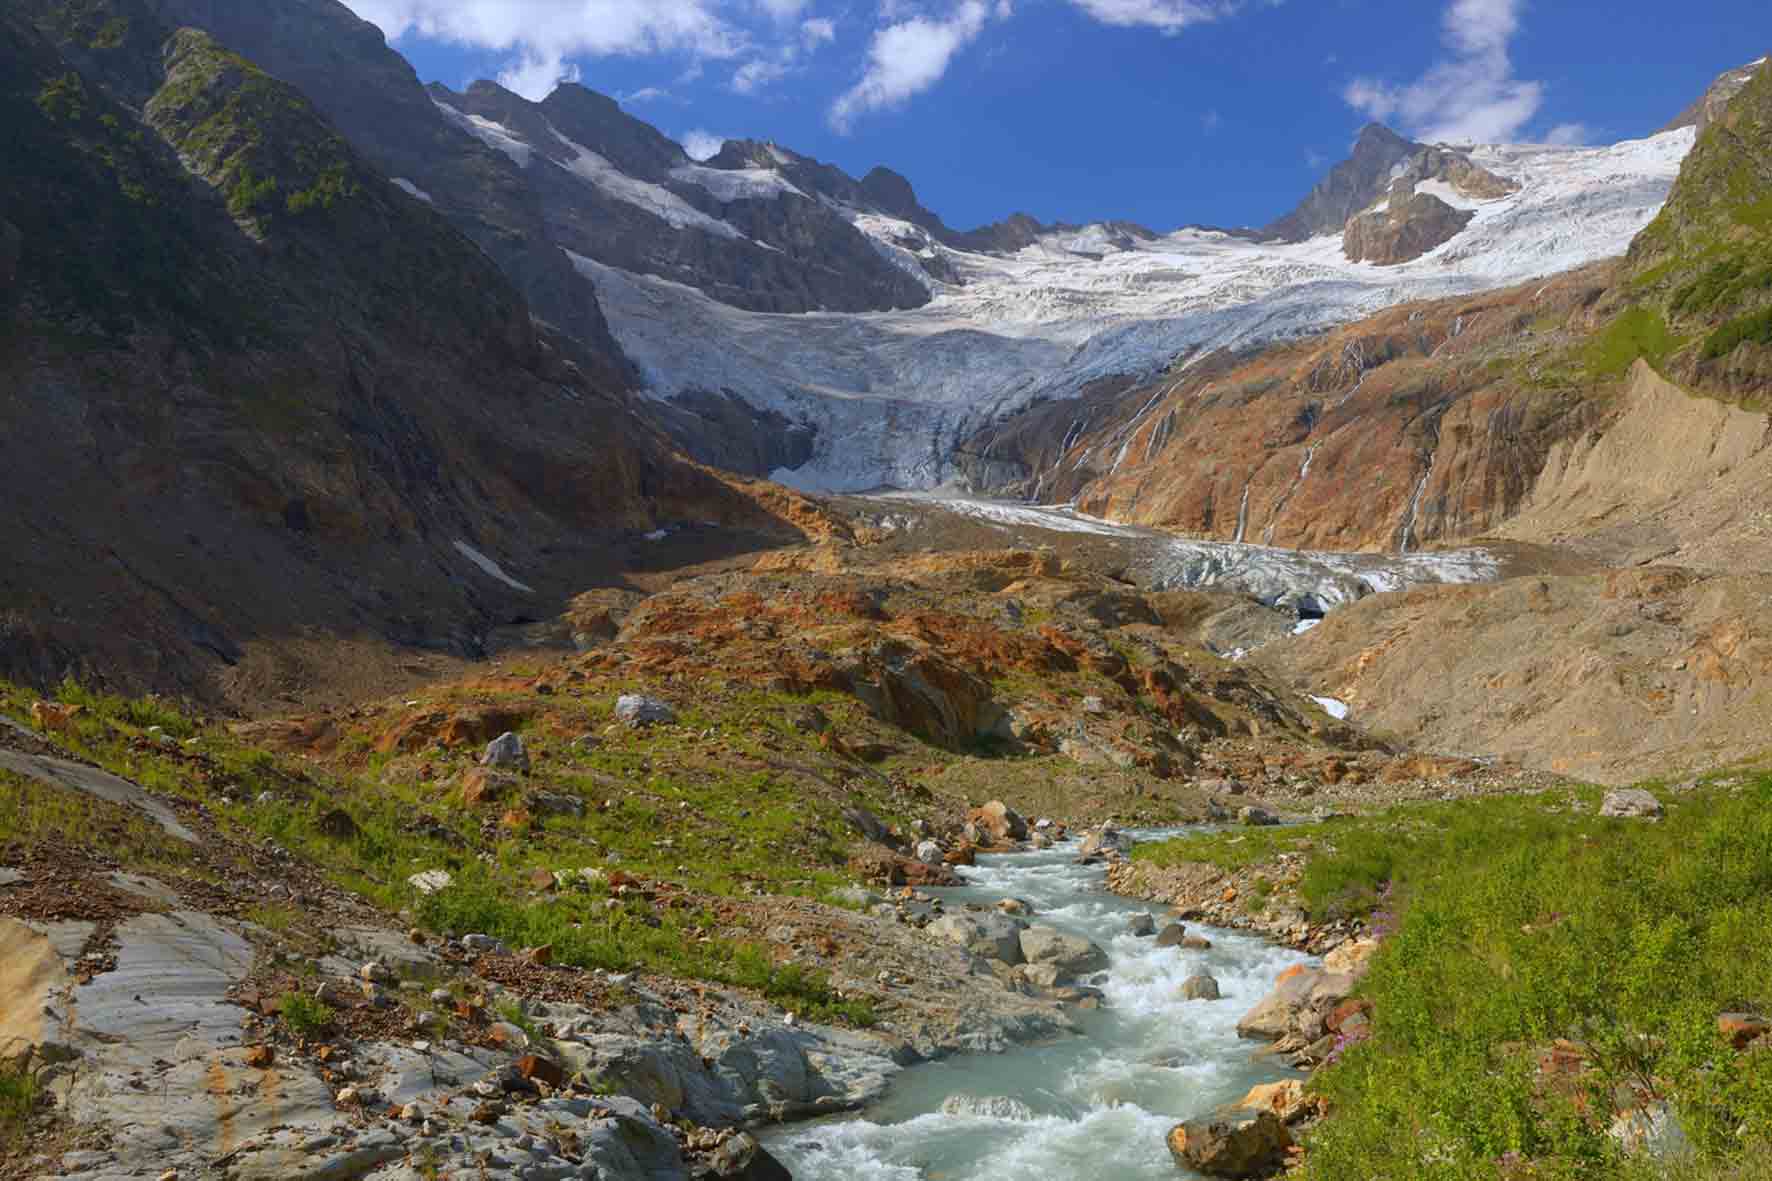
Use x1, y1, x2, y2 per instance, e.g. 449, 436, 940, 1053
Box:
587, 128, 1694, 493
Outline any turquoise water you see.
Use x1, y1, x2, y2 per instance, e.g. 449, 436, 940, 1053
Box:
768, 835, 1312, 1180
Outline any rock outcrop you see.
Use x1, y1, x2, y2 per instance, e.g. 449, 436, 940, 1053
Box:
1662, 56, 1772, 133
1343, 179, 1476, 265
1264, 123, 1422, 242
1167, 1109, 1293, 1178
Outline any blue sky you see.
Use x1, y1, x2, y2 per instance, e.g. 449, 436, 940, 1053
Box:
342, 0, 1766, 231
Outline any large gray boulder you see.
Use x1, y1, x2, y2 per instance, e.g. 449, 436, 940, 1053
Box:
928, 912, 1028, 964
481, 731, 530, 772
1600, 789, 1664, 820
616, 695, 677, 728
1018, 926, 1109, 980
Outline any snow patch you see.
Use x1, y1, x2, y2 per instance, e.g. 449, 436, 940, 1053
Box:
453, 541, 533, 593
550, 126, 744, 241
433, 100, 533, 168
669, 163, 806, 204
1311, 696, 1350, 720
1412, 178, 1489, 210
391, 178, 435, 204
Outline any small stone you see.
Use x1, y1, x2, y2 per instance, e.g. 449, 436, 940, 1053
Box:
336, 1086, 362, 1106
515, 1054, 565, 1089
527, 868, 558, 892
488, 1021, 530, 1051
1182, 935, 1213, 951
158, 1170, 179, 1181
1719, 1013, 1772, 1050
525, 944, 554, 966
1128, 913, 1156, 937
361, 961, 396, 984
1600, 789, 1664, 820
431, 988, 454, 1005
243, 1044, 274, 1069
481, 732, 531, 773
1238, 806, 1280, 827
401, 1103, 424, 1123
408, 869, 453, 895
614, 695, 676, 728
1182, 974, 1221, 1001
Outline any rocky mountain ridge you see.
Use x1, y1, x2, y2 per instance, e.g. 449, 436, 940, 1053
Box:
1, 0, 830, 710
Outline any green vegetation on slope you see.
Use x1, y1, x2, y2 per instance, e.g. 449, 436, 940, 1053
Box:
1621, 59, 1772, 385
1138, 783, 1772, 1177
0, 677, 877, 1025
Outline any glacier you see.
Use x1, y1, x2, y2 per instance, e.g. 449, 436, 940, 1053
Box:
581, 128, 1695, 493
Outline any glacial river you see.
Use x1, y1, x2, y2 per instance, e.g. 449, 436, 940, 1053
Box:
767, 835, 1314, 1180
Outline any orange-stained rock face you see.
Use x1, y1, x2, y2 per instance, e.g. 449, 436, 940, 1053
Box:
961, 265, 1622, 555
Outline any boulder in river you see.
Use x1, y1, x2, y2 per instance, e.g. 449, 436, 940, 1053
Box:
1237, 806, 1279, 827
1182, 974, 1221, 1001
1167, 1108, 1292, 1178
928, 912, 1028, 964
1128, 913, 1156, 937
1018, 926, 1109, 980
969, 800, 1028, 843
1155, 923, 1187, 948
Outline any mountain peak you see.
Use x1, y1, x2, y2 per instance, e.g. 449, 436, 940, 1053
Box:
1355, 123, 1413, 149
1263, 124, 1424, 242
1661, 56, 1772, 134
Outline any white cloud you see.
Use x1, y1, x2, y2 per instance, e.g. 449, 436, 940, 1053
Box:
344, 0, 748, 100
1343, 0, 1544, 144
733, 57, 791, 92
1543, 122, 1590, 146
1065, 0, 1241, 34
618, 86, 672, 104
829, 0, 992, 132
801, 16, 836, 47
1201, 108, 1222, 134
754, 0, 808, 17
497, 47, 580, 99
682, 129, 727, 160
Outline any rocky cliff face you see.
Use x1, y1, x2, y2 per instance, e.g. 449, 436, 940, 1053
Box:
1342, 179, 1476, 265
958, 264, 1619, 552
1264, 124, 1422, 242
435, 82, 932, 315
1, 0, 815, 705
1662, 55, 1771, 133
125, 0, 633, 388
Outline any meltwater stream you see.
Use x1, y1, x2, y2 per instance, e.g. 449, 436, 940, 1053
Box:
767, 835, 1315, 1180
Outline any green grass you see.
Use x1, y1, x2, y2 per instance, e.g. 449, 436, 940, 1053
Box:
416, 873, 874, 1026
0, 676, 880, 1025
1284, 779, 1772, 1178
1703, 306, 1772, 361
0, 1060, 38, 1150
278, 991, 334, 1039
1582, 306, 1681, 379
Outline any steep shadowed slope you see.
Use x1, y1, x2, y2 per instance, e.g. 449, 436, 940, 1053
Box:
0, 2, 814, 708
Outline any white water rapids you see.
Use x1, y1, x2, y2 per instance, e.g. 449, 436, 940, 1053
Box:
767, 835, 1314, 1180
